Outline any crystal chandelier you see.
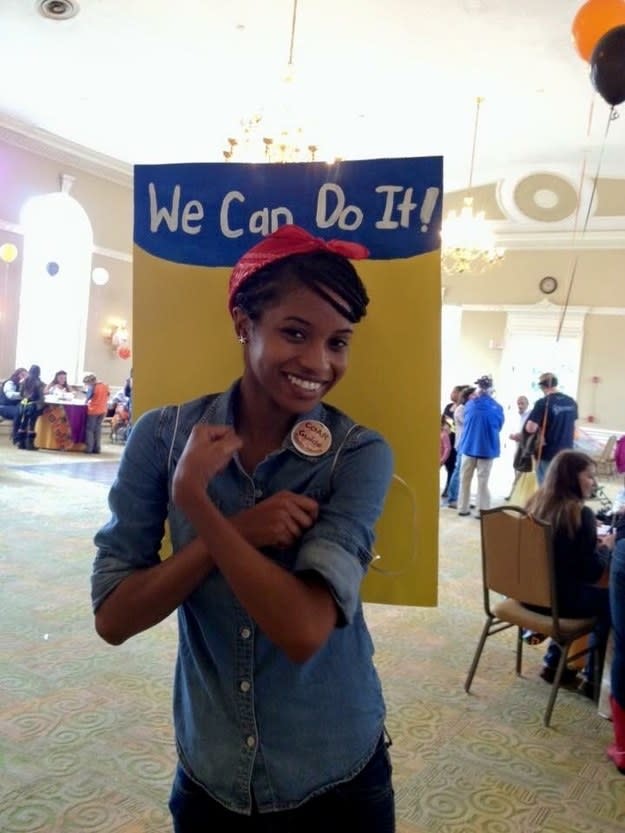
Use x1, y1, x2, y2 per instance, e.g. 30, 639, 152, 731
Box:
441, 97, 505, 275
223, 0, 324, 164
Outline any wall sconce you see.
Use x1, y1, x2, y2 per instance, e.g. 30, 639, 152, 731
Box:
103, 320, 130, 351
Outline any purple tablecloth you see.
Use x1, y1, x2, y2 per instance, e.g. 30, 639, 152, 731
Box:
64, 403, 87, 443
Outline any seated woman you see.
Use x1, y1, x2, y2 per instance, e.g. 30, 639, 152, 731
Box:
524, 450, 613, 697
45, 369, 72, 397
0, 367, 27, 442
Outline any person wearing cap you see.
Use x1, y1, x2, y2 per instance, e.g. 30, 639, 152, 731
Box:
90, 225, 396, 830
525, 372, 578, 484
456, 374, 504, 518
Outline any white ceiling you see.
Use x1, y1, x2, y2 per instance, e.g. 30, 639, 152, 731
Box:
0, 0, 623, 193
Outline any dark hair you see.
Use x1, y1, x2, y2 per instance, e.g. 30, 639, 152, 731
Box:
22, 365, 42, 399
525, 450, 594, 537
460, 386, 476, 404
50, 370, 70, 389
9, 367, 26, 385
539, 373, 558, 388
232, 251, 369, 324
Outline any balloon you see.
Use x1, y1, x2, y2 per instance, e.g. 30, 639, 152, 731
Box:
46, 261, 60, 276
0, 242, 18, 263
91, 267, 110, 286
117, 345, 132, 360
591, 25, 625, 105
572, 0, 625, 62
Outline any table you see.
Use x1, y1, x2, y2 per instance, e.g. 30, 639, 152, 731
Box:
35, 400, 87, 451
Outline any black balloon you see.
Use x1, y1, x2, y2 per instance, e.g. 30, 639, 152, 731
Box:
46, 261, 59, 276
590, 25, 625, 107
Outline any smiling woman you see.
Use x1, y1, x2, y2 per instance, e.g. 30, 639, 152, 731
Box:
91, 224, 397, 831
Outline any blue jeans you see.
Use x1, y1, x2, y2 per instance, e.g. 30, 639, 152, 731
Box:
542, 584, 611, 683
446, 453, 462, 503
169, 733, 395, 833
611, 539, 625, 707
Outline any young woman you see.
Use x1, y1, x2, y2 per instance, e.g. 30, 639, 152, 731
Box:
524, 450, 613, 696
15, 364, 45, 449
0, 367, 27, 441
45, 369, 72, 396
91, 225, 396, 832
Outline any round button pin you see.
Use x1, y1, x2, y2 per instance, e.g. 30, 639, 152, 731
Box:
291, 420, 332, 457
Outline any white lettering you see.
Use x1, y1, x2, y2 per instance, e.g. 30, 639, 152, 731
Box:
181, 200, 204, 234
149, 182, 180, 232
270, 206, 294, 231
316, 183, 363, 230
249, 208, 270, 236
220, 191, 245, 238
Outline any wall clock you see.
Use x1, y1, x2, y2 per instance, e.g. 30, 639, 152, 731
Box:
539, 276, 558, 295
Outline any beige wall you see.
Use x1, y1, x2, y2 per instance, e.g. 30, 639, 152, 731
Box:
0, 140, 132, 388
457, 311, 507, 385
453, 309, 625, 433
578, 314, 625, 430
443, 249, 625, 308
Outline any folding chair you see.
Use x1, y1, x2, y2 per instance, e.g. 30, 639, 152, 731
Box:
465, 506, 598, 727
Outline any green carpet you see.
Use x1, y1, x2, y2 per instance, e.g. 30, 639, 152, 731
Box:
1, 435, 624, 832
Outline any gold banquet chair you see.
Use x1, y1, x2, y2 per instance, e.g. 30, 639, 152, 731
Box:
464, 506, 598, 727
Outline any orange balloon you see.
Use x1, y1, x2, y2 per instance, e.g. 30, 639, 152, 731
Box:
572, 0, 625, 62
117, 345, 132, 360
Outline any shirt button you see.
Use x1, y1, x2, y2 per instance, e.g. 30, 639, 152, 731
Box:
254, 488, 263, 499
240, 680, 251, 693
240, 627, 251, 639
246, 735, 256, 749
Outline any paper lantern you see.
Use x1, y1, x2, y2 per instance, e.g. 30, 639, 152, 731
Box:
0, 242, 18, 263
117, 345, 132, 360
92, 267, 110, 286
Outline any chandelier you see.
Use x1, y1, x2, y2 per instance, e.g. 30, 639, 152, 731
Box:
223, 0, 324, 164
441, 97, 505, 275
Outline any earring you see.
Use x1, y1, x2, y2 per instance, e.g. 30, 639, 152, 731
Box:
238, 334, 248, 345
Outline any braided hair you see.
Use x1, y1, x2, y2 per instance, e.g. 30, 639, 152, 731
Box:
231, 251, 369, 324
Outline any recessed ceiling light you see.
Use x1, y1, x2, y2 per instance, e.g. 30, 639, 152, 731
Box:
37, 0, 80, 21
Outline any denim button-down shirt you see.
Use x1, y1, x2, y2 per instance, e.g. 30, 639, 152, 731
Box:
91, 382, 394, 814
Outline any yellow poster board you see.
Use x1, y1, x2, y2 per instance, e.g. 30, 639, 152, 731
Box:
133, 158, 441, 606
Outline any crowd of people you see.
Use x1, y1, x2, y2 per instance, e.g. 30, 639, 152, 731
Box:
441, 372, 624, 775
0, 365, 131, 452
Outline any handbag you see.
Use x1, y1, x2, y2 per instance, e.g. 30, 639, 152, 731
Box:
514, 432, 537, 473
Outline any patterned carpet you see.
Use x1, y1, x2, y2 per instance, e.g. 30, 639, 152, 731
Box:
1, 433, 624, 832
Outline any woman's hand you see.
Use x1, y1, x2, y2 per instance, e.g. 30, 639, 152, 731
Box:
232, 491, 319, 549
172, 424, 242, 510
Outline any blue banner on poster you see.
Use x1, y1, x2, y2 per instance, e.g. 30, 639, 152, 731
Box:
134, 157, 443, 266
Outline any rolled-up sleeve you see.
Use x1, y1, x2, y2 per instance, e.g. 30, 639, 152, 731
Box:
294, 430, 393, 624
91, 409, 169, 611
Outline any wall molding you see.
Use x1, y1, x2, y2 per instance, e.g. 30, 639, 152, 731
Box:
0, 217, 132, 264
457, 299, 625, 316
0, 116, 132, 189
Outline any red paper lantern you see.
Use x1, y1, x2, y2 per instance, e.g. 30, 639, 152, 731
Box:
117, 345, 132, 360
